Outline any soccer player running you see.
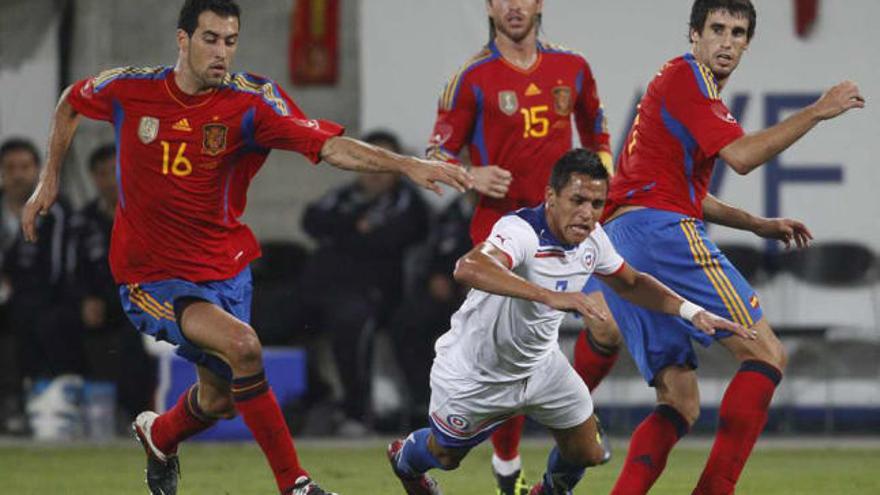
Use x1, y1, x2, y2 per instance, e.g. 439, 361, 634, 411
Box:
387, 148, 754, 495
426, 1, 618, 491
594, 1, 865, 494
21, 1, 471, 494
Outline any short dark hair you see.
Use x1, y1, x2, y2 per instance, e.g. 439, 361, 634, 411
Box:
689, 0, 756, 41
88, 143, 116, 173
0, 137, 41, 165
549, 148, 608, 192
178, 0, 241, 37
362, 130, 402, 153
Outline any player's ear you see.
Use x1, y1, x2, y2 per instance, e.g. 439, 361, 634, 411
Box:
544, 185, 555, 207
176, 29, 189, 53
689, 28, 699, 44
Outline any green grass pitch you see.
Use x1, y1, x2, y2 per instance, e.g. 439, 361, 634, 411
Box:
3, 438, 878, 494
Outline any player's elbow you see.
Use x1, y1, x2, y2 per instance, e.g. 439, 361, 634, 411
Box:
719, 143, 756, 175
58, 86, 77, 115
726, 158, 753, 175
452, 257, 477, 286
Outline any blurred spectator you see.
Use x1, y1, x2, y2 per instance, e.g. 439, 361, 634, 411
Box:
0, 137, 80, 433
298, 130, 429, 433
72, 143, 156, 426
389, 190, 476, 429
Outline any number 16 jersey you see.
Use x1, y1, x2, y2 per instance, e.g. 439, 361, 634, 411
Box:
68, 66, 344, 284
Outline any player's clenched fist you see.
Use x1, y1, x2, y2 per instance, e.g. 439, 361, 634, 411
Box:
21, 174, 59, 243
470, 165, 513, 199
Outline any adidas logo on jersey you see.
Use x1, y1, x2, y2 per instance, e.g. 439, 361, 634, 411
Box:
525, 83, 542, 96
172, 118, 192, 132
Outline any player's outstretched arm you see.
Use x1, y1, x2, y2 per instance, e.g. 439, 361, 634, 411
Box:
702, 194, 813, 249
319, 136, 473, 196
720, 80, 865, 175
22, 86, 80, 243
599, 262, 756, 339
453, 242, 608, 321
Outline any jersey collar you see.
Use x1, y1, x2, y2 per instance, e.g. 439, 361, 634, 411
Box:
164, 69, 218, 108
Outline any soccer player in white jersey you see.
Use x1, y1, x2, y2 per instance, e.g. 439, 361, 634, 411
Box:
386, 148, 755, 495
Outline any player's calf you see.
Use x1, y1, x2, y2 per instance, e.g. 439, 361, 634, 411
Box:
196, 389, 236, 419
387, 433, 443, 495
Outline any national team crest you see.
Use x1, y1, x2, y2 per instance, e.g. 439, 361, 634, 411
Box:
137, 116, 159, 144
498, 90, 519, 116
582, 251, 596, 271
202, 123, 228, 156
552, 86, 573, 116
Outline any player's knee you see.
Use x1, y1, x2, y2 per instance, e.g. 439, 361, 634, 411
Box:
560, 442, 603, 468
433, 449, 466, 470
769, 338, 788, 371
226, 324, 263, 369
588, 318, 622, 348
667, 399, 700, 426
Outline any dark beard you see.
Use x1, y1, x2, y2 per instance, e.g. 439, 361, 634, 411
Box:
494, 15, 537, 43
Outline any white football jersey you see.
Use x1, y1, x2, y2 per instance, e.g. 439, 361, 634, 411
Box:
433, 205, 624, 382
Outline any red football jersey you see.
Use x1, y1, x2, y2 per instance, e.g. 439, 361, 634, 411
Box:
427, 40, 611, 243
67, 66, 344, 284
605, 53, 744, 220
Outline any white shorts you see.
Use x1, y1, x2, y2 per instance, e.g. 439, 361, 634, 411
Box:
428, 348, 593, 448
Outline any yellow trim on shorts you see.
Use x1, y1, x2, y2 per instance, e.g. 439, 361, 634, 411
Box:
127, 284, 175, 321
679, 220, 753, 326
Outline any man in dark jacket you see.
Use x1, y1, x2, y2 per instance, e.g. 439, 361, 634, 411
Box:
299, 131, 430, 430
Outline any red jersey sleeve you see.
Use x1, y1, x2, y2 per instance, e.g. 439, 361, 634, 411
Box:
664, 62, 744, 157
67, 69, 121, 122
425, 69, 478, 165
573, 58, 612, 158
251, 80, 344, 164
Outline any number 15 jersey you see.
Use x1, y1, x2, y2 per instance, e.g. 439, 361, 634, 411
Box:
68, 66, 344, 284
427, 40, 611, 243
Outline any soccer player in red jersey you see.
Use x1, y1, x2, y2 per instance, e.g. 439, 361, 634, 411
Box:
593, 1, 865, 494
21, 1, 470, 494
425, 1, 616, 492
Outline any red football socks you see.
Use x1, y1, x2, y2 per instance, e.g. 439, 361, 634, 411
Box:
573, 327, 619, 392
151, 384, 216, 455
491, 415, 527, 462
692, 360, 782, 495
611, 404, 690, 495
233, 371, 308, 493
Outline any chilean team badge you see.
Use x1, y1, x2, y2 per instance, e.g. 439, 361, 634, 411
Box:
202, 123, 228, 156
498, 90, 519, 116
137, 116, 159, 144
582, 250, 596, 271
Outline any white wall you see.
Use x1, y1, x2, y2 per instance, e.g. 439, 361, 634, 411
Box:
0, 18, 58, 153
361, 0, 879, 250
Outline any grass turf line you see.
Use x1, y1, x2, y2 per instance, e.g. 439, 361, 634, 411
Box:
2, 440, 879, 494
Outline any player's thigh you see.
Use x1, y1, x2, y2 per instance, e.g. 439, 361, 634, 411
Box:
718, 317, 787, 370
653, 365, 700, 424
428, 370, 520, 451
178, 300, 260, 364
548, 414, 605, 467
524, 350, 593, 431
